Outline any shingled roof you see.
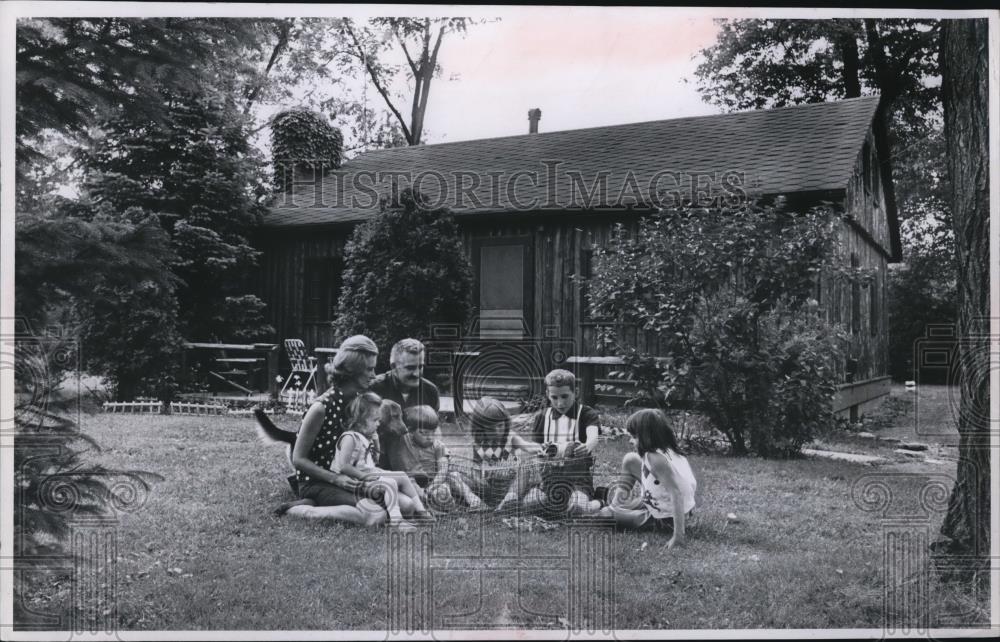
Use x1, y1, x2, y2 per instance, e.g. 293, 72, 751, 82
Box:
265, 96, 884, 228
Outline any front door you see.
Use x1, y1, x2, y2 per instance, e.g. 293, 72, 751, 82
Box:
474, 237, 533, 339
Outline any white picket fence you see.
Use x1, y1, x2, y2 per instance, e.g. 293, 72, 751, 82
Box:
171, 401, 227, 416
103, 401, 163, 414
278, 389, 316, 413
102, 401, 227, 416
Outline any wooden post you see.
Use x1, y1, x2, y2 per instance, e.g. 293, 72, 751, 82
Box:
265, 345, 279, 401
314, 348, 328, 393
579, 363, 596, 406
313, 348, 338, 394
179, 346, 188, 391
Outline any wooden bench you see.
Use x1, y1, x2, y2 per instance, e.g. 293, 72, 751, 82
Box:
566, 356, 627, 404
567, 355, 677, 403
182, 342, 280, 399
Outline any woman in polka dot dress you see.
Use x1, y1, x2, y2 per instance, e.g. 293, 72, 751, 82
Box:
280, 335, 386, 526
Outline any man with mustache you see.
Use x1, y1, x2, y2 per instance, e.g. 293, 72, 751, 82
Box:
371, 338, 441, 468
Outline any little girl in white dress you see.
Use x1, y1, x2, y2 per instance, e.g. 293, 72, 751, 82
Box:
332, 392, 434, 532
598, 409, 697, 548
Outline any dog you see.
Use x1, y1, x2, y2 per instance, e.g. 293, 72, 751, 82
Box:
254, 399, 406, 493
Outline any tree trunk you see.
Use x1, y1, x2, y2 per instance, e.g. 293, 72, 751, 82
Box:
864, 19, 903, 260
932, 18, 990, 584
834, 20, 862, 98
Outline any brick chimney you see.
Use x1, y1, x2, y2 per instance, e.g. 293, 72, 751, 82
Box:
528, 108, 542, 134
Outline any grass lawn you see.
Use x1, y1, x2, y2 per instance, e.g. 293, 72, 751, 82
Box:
16, 391, 990, 632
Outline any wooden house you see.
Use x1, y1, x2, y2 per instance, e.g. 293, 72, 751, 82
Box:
256, 96, 900, 418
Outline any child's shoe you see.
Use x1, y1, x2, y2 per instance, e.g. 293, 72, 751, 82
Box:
494, 497, 520, 516
412, 510, 437, 525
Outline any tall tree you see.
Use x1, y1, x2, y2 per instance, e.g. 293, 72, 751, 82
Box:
340, 18, 474, 146
694, 19, 939, 132
82, 88, 273, 345
932, 18, 990, 579
693, 18, 959, 385
694, 19, 941, 255
15, 18, 271, 183
16, 18, 277, 396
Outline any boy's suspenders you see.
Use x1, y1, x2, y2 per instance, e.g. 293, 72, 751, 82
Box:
545, 404, 584, 443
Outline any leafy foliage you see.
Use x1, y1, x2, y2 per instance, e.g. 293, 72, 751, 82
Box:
589, 203, 860, 456
12, 18, 270, 584
694, 17, 960, 387
270, 109, 344, 191
81, 90, 274, 348
16, 18, 272, 183
332, 189, 473, 370
693, 19, 940, 137
888, 201, 957, 383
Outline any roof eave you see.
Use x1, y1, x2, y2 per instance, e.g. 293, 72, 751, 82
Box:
260, 188, 850, 229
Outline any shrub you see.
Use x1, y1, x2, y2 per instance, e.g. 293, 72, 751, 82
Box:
589, 202, 860, 456
332, 188, 473, 370
81, 279, 185, 401
270, 109, 344, 192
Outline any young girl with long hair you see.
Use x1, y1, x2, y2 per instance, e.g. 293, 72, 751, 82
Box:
598, 409, 697, 548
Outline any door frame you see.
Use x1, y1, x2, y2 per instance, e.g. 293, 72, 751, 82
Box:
470, 235, 535, 337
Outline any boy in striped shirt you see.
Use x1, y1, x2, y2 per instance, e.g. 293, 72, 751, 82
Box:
522, 369, 603, 517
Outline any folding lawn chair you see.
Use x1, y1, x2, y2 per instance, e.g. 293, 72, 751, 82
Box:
279, 339, 317, 409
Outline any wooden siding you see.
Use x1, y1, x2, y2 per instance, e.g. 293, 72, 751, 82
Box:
255, 228, 350, 351
844, 131, 892, 257
256, 127, 893, 406
818, 222, 889, 383
458, 216, 664, 369
259, 210, 889, 381
831, 127, 892, 383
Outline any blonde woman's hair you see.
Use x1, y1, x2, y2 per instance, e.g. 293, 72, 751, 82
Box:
329, 335, 378, 385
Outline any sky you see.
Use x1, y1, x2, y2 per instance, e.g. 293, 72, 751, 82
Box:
414, 9, 724, 143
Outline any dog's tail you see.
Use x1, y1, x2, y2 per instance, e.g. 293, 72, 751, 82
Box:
254, 408, 297, 447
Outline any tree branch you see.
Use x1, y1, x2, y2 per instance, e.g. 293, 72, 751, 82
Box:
395, 29, 419, 77
244, 19, 291, 115
344, 21, 413, 144
888, 24, 938, 80
412, 24, 446, 145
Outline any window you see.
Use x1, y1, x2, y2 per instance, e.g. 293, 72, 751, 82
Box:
303, 257, 344, 323
851, 253, 861, 335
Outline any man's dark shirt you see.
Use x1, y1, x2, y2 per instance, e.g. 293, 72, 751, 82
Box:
370, 372, 440, 412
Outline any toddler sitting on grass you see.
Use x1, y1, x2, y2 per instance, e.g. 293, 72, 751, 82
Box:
331, 392, 436, 532
387, 405, 485, 512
